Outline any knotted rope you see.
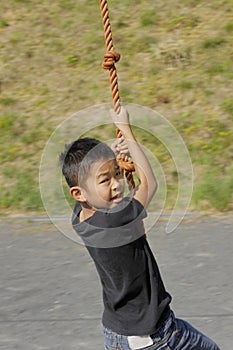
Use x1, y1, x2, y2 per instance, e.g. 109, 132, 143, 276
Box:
99, 0, 135, 188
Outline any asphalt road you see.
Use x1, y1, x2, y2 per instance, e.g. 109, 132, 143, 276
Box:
0, 214, 232, 349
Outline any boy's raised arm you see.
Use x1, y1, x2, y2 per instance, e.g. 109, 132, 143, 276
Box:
110, 107, 157, 208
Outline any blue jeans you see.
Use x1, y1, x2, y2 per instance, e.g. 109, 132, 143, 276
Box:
103, 310, 220, 350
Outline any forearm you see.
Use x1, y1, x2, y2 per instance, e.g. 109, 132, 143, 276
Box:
111, 107, 157, 206
120, 125, 157, 203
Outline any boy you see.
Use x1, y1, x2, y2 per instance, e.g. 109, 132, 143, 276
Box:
60, 107, 220, 350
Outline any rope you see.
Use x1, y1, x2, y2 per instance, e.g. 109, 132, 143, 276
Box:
99, 0, 135, 188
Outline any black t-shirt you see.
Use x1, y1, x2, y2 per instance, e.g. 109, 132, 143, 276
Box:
72, 197, 171, 336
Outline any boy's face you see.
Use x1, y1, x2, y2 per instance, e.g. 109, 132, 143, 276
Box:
81, 157, 125, 210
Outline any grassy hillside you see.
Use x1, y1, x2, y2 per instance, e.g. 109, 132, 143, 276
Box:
1, 0, 233, 215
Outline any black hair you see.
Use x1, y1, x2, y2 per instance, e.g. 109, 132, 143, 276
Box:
59, 137, 115, 187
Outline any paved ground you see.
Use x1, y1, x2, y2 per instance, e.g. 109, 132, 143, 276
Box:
0, 214, 232, 350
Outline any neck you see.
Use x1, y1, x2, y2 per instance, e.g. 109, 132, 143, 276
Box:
79, 203, 96, 222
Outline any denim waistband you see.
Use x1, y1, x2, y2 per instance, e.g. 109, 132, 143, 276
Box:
103, 310, 174, 350
103, 308, 173, 339
154, 307, 171, 331
150, 309, 174, 342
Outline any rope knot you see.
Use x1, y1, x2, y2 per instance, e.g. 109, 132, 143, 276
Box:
102, 50, 120, 70
117, 157, 135, 172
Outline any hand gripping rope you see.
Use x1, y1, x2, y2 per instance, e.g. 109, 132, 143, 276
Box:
99, 0, 135, 188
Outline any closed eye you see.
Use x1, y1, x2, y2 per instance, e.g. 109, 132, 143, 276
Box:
99, 178, 109, 184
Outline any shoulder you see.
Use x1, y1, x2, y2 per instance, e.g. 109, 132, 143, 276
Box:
98, 197, 147, 228
72, 197, 147, 248
72, 197, 146, 228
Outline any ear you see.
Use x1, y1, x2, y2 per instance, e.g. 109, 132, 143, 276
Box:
70, 186, 86, 203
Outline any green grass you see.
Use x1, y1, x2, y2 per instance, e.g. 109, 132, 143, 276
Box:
0, 169, 44, 212
0, 17, 9, 28
0, 0, 233, 215
221, 99, 233, 116
193, 167, 233, 211
201, 37, 227, 49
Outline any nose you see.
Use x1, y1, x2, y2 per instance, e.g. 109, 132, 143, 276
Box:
111, 177, 121, 191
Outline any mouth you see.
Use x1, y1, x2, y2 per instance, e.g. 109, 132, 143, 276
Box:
111, 193, 123, 203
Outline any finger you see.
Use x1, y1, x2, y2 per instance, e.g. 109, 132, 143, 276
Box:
121, 154, 129, 162
119, 143, 129, 151
117, 137, 125, 144
120, 150, 130, 155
